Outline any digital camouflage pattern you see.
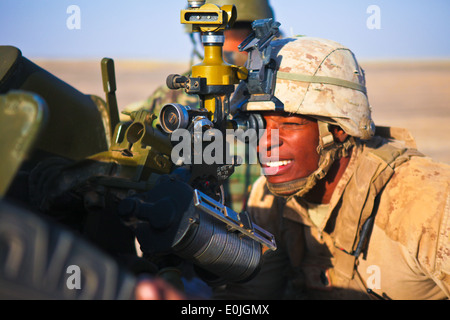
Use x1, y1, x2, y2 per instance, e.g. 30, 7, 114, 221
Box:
234, 36, 375, 140
218, 132, 450, 299
216, 35, 450, 300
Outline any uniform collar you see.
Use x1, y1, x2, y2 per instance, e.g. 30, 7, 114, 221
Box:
282, 141, 363, 232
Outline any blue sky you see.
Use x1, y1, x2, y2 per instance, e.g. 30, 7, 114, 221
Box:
1, 0, 449, 61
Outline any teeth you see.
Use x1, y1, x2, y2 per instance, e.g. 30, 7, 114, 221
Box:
265, 160, 292, 167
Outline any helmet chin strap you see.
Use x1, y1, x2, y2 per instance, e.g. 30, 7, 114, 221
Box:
266, 121, 354, 201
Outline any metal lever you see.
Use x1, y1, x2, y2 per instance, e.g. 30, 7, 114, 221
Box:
101, 58, 120, 139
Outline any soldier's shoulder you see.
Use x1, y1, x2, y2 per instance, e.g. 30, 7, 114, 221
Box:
377, 154, 450, 227
247, 176, 270, 204
376, 155, 450, 275
390, 155, 450, 194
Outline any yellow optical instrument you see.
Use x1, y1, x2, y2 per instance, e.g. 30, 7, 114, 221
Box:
166, 1, 247, 121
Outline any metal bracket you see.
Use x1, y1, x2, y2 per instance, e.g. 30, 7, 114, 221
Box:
193, 189, 277, 251
238, 18, 281, 95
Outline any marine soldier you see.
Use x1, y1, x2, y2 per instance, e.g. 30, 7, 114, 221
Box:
216, 36, 450, 299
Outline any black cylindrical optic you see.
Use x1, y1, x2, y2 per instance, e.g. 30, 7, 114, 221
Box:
159, 103, 191, 133
229, 112, 266, 143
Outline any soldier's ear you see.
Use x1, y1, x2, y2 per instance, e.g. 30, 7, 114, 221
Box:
330, 125, 349, 143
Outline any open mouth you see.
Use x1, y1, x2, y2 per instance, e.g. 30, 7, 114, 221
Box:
263, 160, 292, 167
260, 159, 293, 175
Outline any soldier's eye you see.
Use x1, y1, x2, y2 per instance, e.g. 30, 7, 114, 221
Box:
281, 122, 305, 129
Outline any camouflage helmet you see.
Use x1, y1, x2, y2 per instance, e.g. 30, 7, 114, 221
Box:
235, 36, 375, 140
206, 0, 274, 23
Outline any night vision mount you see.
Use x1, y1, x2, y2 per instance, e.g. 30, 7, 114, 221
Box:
238, 18, 282, 106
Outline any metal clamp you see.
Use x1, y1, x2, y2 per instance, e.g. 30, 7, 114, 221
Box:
193, 189, 277, 251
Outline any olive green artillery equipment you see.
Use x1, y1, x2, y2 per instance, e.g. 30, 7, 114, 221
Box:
0, 46, 173, 198
0, 1, 278, 291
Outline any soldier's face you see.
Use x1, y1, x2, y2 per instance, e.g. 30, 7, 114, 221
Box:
223, 28, 251, 66
257, 112, 320, 185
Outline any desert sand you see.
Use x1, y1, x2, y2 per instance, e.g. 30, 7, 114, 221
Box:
35, 59, 450, 164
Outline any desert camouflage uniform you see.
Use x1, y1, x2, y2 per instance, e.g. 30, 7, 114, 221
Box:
215, 36, 450, 299
217, 130, 450, 299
